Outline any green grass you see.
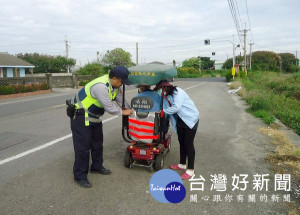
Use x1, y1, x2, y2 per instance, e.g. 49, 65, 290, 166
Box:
252, 110, 275, 125
236, 71, 300, 135
294, 149, 300, 157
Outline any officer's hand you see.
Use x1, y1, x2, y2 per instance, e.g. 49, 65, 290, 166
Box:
122, 109, 133, 116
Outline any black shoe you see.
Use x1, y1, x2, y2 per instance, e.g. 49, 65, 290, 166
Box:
90, 167, 112, 175
75, 179, 92, 188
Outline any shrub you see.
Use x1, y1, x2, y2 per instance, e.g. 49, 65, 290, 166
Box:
0, 86, 16, 95
177, 67, 200, 78
240, 71, 247, 79
40, 83, 50, 90
15, 85, 27, 93
76, 63, 106, 76
225, 70, 233, 82
0, 83, 50, 95
79, 80, 91, 86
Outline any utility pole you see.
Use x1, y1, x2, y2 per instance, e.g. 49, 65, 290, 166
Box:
65, 36, 70, 73
240, 25, 250, 74
249, 41, 254, 70
296, 50, 299, 67
198, 56, 201, 76
96, 51, 100, 63
280, 59, 282, 73
232, 35, 235, 68
136, 42, 139, 65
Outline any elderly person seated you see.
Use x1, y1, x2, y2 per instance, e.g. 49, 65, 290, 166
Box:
135, 85, 170, 140
136, 85, 161, 112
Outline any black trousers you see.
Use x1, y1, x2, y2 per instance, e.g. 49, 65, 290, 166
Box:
71, 114, 103, 180
177, 118, 198, 169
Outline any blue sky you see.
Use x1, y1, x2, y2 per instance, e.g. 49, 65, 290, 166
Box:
0, 0, 299, 65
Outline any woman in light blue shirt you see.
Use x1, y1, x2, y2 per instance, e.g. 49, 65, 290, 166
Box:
156, 80, 199, 180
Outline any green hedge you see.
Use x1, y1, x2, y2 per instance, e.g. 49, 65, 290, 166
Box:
0, 83, 50, 95
177, 67, 228, 78
79, 80, 91, 86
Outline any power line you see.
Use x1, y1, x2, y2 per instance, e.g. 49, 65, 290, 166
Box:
244, 0, 254, 42
233, 0, 244, 30
227, 0, 242, 43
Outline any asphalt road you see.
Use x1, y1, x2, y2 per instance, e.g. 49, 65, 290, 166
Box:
0, 78, 294, 214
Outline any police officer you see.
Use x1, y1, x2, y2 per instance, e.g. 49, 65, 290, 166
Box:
69, 66, 133, 188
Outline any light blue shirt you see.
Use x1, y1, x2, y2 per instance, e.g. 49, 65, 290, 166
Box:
163, 87, 199, 133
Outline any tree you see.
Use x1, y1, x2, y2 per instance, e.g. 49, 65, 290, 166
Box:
222, 56, 244, 69
101, 48, 135, 69
182, 57, 199, 68
17, 53, 76, 73
182, 57, 214, 70
76, 63, 106, 76
200, 57, 214, 70
251, 51, 280, 72
278, 53, 300, 73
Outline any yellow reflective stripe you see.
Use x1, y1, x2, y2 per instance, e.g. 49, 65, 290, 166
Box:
85, 112, 90, 126
75, 94, 102, 117
76, 74, 119, 126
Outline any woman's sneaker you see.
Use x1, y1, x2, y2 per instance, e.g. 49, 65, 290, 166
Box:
180, 172, 194, 180
169, 164, 186, 170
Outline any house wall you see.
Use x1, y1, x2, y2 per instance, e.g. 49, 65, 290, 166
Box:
0, 67, 27, 78
215, 64, 223, 70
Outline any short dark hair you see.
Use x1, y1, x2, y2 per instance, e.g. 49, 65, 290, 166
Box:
109, 70, 116, 79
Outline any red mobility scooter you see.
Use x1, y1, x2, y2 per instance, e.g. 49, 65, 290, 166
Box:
121, 63, 177, 171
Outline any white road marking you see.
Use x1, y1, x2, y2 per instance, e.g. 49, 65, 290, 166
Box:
0, 88, 138, 106
184, 82, 206, 90
0, 81, 206, 166
51, 104, 66, 108
0, 115, 119, 166
0, 92, 73, 106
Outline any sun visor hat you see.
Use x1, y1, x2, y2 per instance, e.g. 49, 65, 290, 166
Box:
156, 80, 173, 88
111, 66, 131, 85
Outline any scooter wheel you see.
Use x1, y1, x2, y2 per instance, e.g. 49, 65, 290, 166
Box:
125, 151, 132, 168
154, 154, 164, 171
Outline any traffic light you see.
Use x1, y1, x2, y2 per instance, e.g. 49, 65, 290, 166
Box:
212, 52, 215, 56
204, 39, 210, 45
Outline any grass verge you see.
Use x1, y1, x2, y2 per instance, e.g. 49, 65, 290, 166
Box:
259, 127, 300, 214
230, 71, 300, 135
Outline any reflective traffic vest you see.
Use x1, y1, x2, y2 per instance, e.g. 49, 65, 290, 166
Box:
74, 74, 118, 126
